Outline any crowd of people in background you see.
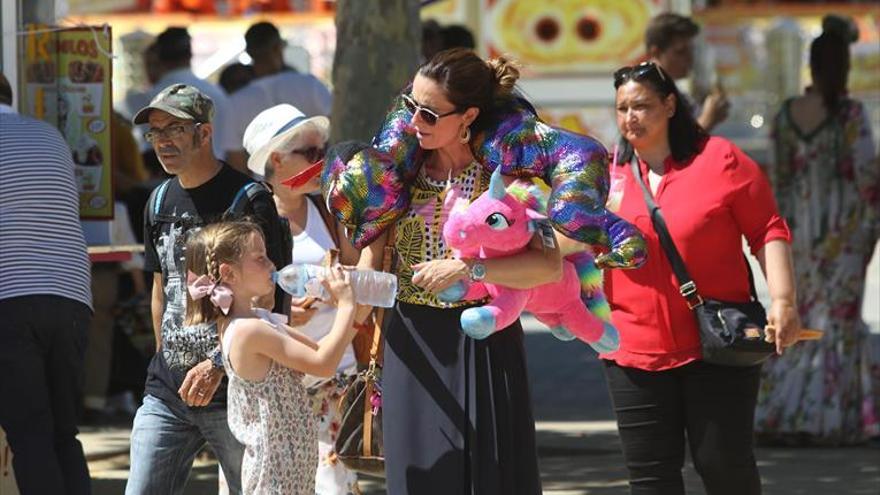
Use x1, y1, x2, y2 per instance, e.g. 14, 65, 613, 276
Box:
0, 10, 877, 495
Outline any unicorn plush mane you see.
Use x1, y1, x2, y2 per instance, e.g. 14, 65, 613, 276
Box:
505, 181, 548, 215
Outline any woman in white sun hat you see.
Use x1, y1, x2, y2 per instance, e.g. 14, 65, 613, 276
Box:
243, 104, 362, 495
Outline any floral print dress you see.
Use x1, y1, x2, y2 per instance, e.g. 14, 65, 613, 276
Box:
755, 96, 880, 445
304, 374, 359, 495
223, 309, 318, 493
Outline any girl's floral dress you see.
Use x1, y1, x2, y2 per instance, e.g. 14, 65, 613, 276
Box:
755, 96, 880, 445
223, 309, 318, 493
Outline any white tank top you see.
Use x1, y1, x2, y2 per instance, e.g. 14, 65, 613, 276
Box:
291, 197, 356, 372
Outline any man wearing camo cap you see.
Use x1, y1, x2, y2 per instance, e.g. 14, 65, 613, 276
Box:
126, 84, 289, 495
138, 27, 237, 160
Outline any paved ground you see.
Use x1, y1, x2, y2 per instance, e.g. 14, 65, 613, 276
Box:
81, 420, 880, 495
78, 323, 880, 494
65, 244, 880, 493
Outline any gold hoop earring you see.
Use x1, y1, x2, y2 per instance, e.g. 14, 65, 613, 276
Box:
459, 125, 471, 144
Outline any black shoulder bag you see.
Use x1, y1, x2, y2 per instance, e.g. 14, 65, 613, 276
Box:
631, 158, 775, 367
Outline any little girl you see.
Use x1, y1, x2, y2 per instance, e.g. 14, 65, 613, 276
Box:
184, 221, 357, 494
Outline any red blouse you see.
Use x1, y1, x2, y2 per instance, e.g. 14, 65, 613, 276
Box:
601, 137, 791, 370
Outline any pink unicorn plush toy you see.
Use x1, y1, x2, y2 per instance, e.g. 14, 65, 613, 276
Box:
440, 167, 619, 353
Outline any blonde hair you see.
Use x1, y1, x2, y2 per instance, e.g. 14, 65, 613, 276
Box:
184, 221, 265, 328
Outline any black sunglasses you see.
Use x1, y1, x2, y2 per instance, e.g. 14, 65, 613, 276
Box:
613, 61, 667, 89
401, 94, 459, 126
290, 146, 326, 164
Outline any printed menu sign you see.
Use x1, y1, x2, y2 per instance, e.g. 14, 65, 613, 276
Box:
22, 26, 114, 219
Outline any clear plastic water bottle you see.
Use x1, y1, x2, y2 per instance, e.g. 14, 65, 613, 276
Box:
272, 264, 398, 308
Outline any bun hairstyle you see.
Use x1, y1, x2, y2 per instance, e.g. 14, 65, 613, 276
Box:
822, 14, 859, 43
486, 56, 521, 98
810, 15, 858, 112
184, 221, 264, 328
418, 48, 522, 136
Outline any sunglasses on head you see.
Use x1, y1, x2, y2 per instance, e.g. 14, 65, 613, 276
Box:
613, 61, 667, 89
290, 146, 325, 164
401, 93, 459, 126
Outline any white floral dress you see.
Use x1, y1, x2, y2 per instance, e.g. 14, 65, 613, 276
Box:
223, 309, 318, 493
756, 97, 880, 445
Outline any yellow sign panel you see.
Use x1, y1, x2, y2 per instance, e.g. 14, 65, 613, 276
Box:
483, 0, 660, 74
22, 26, 114, 219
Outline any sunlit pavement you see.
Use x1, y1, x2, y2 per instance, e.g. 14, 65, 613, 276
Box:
84, 324, 880, 494
82, 245, 880, 494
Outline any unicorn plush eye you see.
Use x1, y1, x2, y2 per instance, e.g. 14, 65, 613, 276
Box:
485, 213, 512, 230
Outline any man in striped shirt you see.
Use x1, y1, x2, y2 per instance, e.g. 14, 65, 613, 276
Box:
0, 73, 93, 494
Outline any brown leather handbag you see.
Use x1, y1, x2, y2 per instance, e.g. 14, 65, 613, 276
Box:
333, 230, 395, 476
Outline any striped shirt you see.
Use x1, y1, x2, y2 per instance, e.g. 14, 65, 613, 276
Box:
0, 112, 92, 310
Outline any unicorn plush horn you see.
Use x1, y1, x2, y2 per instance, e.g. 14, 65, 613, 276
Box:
488, 166, 506, 199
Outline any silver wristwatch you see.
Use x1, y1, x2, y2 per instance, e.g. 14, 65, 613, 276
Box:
469, 260, 487, 282
207, 346, 225, 371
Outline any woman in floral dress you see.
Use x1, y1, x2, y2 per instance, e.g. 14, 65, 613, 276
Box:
755, 16, 880, 445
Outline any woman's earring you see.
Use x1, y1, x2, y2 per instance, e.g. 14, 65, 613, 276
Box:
459, 125, 471, 144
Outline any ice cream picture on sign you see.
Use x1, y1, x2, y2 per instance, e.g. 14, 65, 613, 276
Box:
52, 27, 114, 218
72, 134, 103, 193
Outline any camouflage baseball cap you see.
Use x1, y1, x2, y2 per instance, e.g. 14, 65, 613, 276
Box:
132, 83, 214, 125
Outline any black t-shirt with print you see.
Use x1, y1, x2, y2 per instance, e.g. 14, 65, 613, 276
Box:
143, 164, 289, 411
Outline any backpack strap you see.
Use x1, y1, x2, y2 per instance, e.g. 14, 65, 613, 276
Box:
146, 178, 174, 227
145, 178, 177, 250
226, 181, 272, 217
225, 180, 292, 314
306, 193, 341, 248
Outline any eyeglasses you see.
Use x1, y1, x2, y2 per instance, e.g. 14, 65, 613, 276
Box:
144, 122, 201, 143
401, 94, 459, 126
290, 146, 326, 164
613, 62, 667, 89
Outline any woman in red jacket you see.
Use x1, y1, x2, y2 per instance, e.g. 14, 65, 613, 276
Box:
602, 61, 801, 495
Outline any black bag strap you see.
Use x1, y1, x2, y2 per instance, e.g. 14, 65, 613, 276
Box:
629, 157, 760, 309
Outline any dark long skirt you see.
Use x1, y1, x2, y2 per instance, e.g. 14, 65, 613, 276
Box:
382, 301, 542, 495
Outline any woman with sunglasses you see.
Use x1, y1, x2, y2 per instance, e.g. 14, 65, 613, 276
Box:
323, 48, 646, 494
243, 104, 363, 495
601, 61, 801, 495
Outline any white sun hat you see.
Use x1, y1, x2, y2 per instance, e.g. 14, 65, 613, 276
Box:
242, 104, 330, 176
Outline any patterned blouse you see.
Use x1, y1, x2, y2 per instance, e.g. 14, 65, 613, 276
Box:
394, 160, 490, 308
222, 309, 318, 494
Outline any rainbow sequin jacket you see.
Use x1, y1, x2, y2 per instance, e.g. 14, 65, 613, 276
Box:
321, 95, 647, 270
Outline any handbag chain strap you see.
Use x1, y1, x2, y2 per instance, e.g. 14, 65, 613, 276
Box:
629, 157, 760, 309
